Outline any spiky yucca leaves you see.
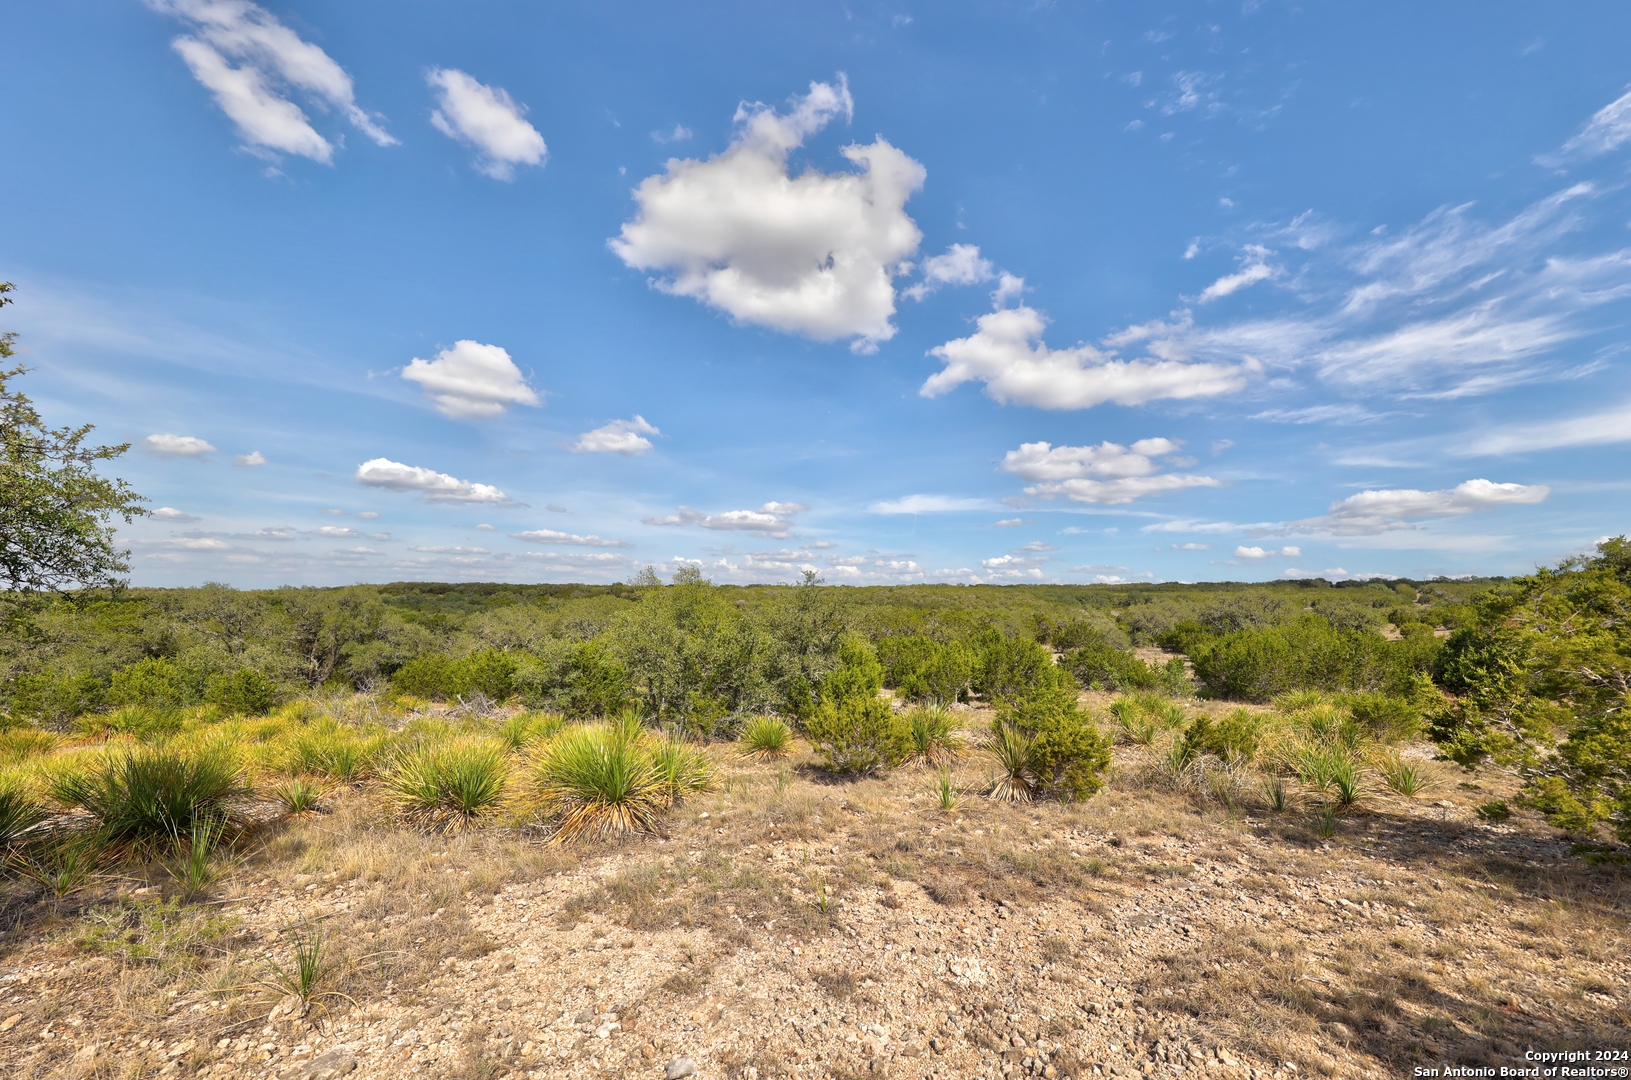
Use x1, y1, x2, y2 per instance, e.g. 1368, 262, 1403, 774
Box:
651, 737, 716, 803
1109, 697, 1161, 746
382, 737, 509, 833
0, 781, 45, 849
166, 815, 231, 901
930, 766, 964, 812
271, 777, 328, 817
904, 706, 962, 765
529, 717, 666, 843
51, 746, 251, 851
0, 727, 57, 766
739, 715, 792, 761
1380, 756, 1431, 797
499, 711, 564, 750
985, 722, 1037, 803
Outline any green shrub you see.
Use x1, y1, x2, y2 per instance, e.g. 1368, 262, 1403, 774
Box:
1476, 799, 1512, 823
975, 634, 1055, 702
382, 737, 509, 832
1190, 615, 1438, 702
52, 746, 251, 849
108, 657, 203, 712
1182, 708, 1263, 763
805, 695, 911, 776
1339, 692, 1422, 741
879, 636, 976, 704
392, 649, 518, 702
997, 670, 1111, 801
820, 635, 885, 705
204, 669, 280, 717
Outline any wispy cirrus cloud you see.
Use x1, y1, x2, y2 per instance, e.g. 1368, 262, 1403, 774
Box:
644, 502, 807, 538
427, 68, 547, 180
511, 529, 633, 549
149, 0, 395, 163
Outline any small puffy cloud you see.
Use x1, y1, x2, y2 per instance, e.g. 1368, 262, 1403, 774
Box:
235, 525, 296, 541
923, 304, 1257, 410
356, 511, 379, 520
475, 523, 497, 531
151, 0, 395, 162
1550, 88, 1631, 163
610, 77, 926, 353
427, 68, 547, 180
152, 507, 201, 522
412, 546, 489, 555
510, 529, 633, 549
652, 124, 693, 144
645, 502, 806, 538
571, 416, 659, 455
1293, 479, 1550, 536
144, 433, 217, 458
233, 450, 266, 466
994, 517, 1028, 528
1234, 545, 1301, 559
1173, 542, 1211, 551
868, 494, 993, 515
1197, 245, 1277, 302
160, 536, 232, 551
312, 526, 362, 539
354, 458, 514, 504
999, 438, 1221, 505
320, 508, 345, 516
903, 243, 995, 301
401, 340, 541, 420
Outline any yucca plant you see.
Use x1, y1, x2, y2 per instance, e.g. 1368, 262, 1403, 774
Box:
271, 777, 328, 817
651, 737, 716, 803
11, 837, 106, 899
499, 711, 564, 750
165, 815, 230, 902
0, 782, 45, 850
739, 716, 792, 761
530, 718, 666, 843
382, 738, 509, 833
905, 706, 962, 766
0, 727, 57, 766
1380, 757, 1430, 798
1109, 699, 1162, 747
1164, 736, 1197, 777
985, 722, 1037, 803
1263, 775, 1289, 813
259, 920, 351, 1017
929, 766, 963, 812
51, 746, 250, 852
1329, 756, 1364, 809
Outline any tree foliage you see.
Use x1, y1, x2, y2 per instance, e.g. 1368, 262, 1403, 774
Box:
0, 284, 148, 595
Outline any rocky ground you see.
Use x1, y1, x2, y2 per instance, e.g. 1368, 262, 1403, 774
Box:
2, 724, 1628, 1080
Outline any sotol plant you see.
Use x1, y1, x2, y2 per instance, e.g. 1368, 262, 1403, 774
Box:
382, 737, 509, 833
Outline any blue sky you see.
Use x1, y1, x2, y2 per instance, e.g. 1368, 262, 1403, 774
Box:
4, 1, 1631, 587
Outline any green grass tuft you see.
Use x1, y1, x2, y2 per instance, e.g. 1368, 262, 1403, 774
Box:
381, 737, 509, 833
50, 746, 250, 851
739, 715, 792, 760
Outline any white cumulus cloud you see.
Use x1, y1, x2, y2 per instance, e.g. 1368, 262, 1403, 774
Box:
923, 304, 1258, 410
427, 68, 547, 180
903, 243, 995, 301
401, 340, 541, 420
354, 459, 514, 504
144, 433, 217, 458
999, 438, 1221, 505
152, 507, 201, 522
233, 450, 266, 466
150, 0, 394, 162
1234, 545, 1301, 559
511, 529, 633, 549
610, 77, 925, 353
644, 502, 807, 538
571, 416, 659, 455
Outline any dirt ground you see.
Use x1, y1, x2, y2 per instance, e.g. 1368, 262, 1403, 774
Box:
2, 720, 1627, 1080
